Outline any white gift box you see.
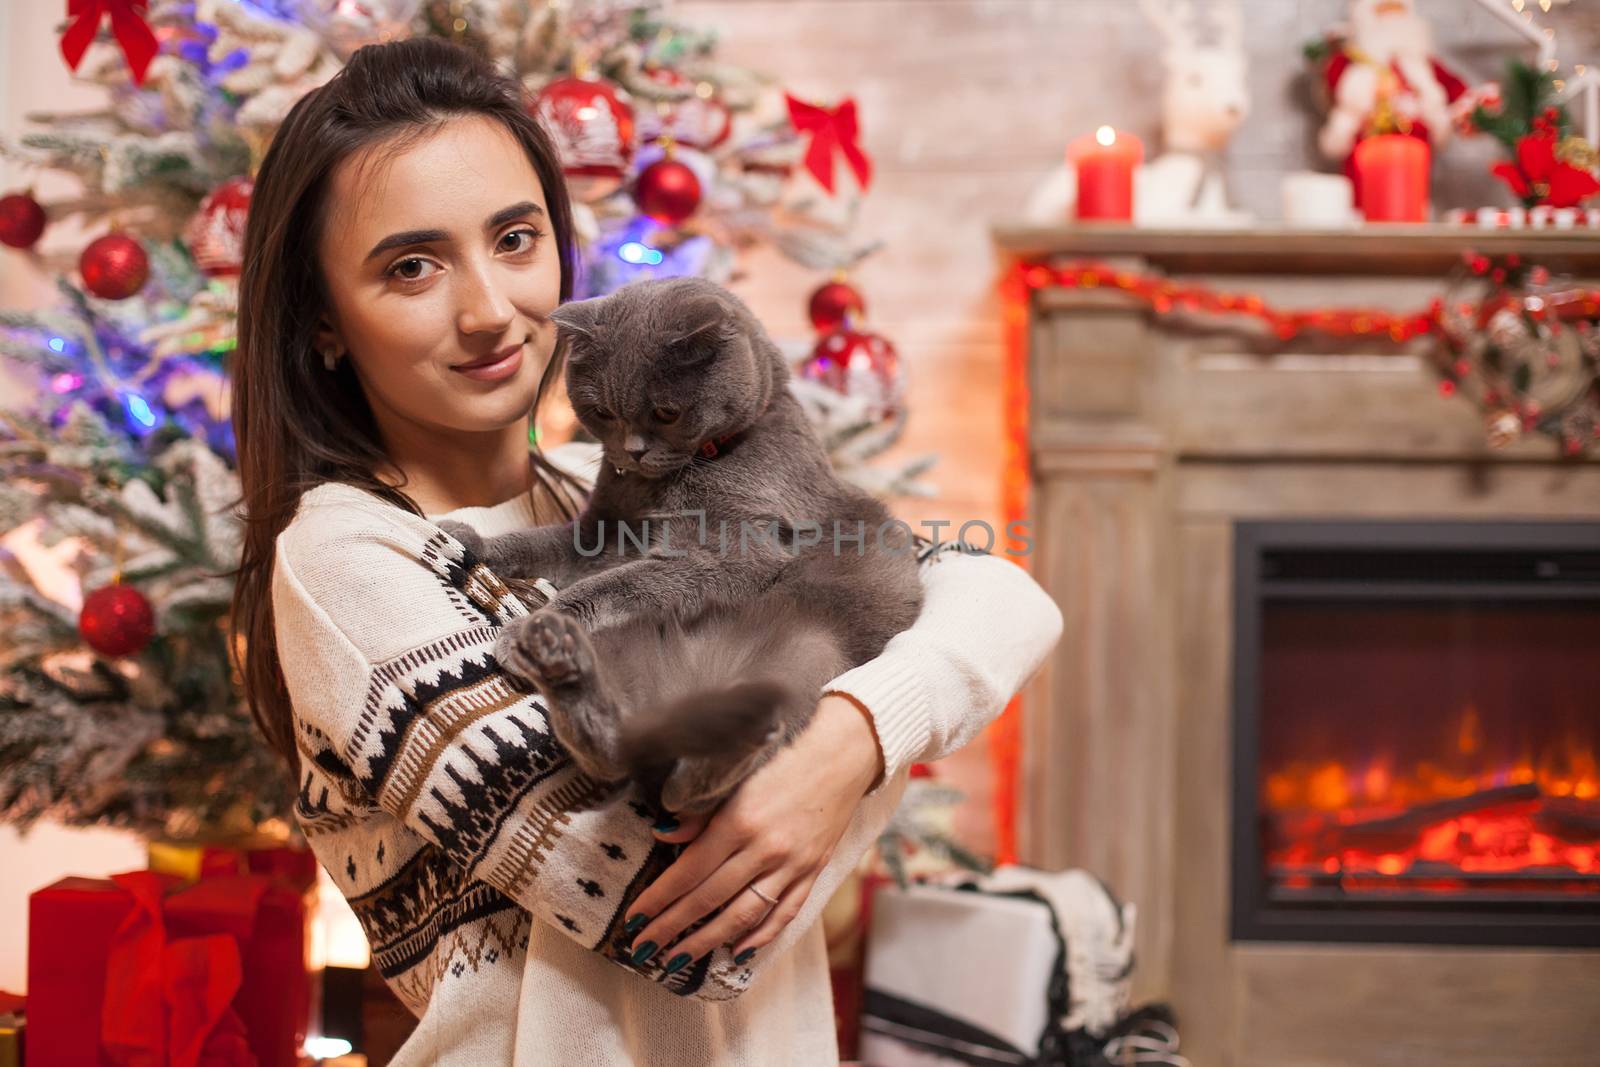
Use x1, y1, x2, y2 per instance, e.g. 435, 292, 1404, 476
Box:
859, 867, 1136, 1067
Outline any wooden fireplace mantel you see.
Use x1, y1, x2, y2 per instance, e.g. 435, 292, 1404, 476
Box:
993, 221, 1600, 1067
992, 222, 1600, 276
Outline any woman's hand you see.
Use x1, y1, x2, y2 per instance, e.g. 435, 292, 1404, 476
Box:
622, 694, 883, 972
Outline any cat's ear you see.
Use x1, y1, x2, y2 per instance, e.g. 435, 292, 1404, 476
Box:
550, 299, 604, 337
550, 299, 604, 362
664, 294, 729, 356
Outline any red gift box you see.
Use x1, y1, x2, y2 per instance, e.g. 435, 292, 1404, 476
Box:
27, 872, 310, 1067
147, 840, 319, 894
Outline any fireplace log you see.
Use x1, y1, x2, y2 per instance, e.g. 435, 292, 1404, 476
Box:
1309, 782, 1543, 852
1534, 796, 1600, 843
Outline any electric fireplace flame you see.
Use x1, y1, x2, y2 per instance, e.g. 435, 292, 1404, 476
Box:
1235, 524, 1600, 945
1263, 704, 1600, 898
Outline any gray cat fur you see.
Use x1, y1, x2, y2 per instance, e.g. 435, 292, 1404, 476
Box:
442, 276, 923, 814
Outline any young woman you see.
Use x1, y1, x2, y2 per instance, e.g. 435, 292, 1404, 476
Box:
231, 37, 1062, 1066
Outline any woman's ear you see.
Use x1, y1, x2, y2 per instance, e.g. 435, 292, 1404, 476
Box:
314, 319, 345, 371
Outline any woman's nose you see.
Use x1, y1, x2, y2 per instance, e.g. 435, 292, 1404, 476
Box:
455, 264, 515, 335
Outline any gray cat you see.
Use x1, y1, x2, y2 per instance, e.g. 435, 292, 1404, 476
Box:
443, 277, 923, 814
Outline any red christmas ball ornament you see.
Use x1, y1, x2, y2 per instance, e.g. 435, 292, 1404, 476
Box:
636, 66, 732, 151
633, 157, 702, 226
807, 279, 866, 334
186, 176, 252, 277
800, 326, 905, 420
80, 233, 150, 300
0, 191, 46, 250
79, 583, 156, 658
532, 76, 637, 182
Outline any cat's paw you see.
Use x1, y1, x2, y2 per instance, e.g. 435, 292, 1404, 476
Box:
437, 519, 485, 559
493, 616, 542, 683
521, 609, 592, 686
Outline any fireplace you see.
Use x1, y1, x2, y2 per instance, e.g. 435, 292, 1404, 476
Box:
1232, 521, 1600, 947
1003, 223, 1600, 1062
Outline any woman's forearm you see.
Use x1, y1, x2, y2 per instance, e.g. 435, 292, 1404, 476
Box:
811, 692, 885, 794
822, 547, 1065, 791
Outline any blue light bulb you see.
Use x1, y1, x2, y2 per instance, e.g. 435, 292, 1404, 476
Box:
618, 242, 664, 266
125, 394, 157, 428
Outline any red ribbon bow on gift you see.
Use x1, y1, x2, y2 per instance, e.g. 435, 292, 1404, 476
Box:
101, 872, 264, 1067
785, 93, 874, 195
60, 0, 159, 87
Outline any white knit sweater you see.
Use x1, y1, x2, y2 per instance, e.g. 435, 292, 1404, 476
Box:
271, 441, 1063, 1066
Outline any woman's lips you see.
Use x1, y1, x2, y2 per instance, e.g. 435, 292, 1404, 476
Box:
451, 342, 524, 382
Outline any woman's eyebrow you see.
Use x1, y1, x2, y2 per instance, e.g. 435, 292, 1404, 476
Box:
363, 203, 545, 262
485, 201, 545, 230
364, 228, 448, 262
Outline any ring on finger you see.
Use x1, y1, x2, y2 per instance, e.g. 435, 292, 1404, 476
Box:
746, 882, 780, 908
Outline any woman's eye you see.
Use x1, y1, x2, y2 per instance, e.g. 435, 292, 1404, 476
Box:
653, 407, 680, 424
387, 256, 438, 282
499, 227, 543, 255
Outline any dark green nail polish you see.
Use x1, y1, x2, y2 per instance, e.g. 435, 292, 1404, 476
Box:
653, 815, 679, 833
735, 948, 757, 965
630, 940, 658, 965
624, 913, 648, 934
664, 952, 692, 975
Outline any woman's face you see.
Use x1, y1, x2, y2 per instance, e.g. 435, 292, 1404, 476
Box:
316, 115, 561, 442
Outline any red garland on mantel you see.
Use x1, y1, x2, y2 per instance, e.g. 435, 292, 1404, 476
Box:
991, 267, 1034, 867
1016, 260, 1443, 342
1015, 257, 1600, 447
1013, 258, 1600, 345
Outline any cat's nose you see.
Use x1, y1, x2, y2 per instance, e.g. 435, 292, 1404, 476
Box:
625, 444, 648, 460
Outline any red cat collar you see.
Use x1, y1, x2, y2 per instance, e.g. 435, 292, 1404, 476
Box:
697, 433, 741, 459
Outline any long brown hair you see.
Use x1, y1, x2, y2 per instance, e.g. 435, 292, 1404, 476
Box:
231, 37, 584, 769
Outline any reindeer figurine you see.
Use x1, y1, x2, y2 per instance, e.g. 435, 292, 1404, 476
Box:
1024, 0, 1253, 226
1134, 0, 1252, 225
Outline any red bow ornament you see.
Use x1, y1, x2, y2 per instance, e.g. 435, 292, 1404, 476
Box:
100, 872, 263, 1067
60, 0, 160, 87
785, 93, 874, 196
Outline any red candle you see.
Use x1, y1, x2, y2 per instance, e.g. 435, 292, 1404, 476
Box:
1070, 126, 1143, 221
1354, 134, 1431, 223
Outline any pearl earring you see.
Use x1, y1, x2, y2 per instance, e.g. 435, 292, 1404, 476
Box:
322, 348, 340, 372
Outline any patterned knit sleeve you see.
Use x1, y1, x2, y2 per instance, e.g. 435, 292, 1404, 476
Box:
272, 489, 753, 1001
822, 541, 1064, 794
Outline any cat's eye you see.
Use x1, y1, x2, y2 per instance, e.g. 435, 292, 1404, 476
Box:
652, 407, 680, 424
592, 407, 616, 421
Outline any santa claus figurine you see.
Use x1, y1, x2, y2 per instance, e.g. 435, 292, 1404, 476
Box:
1315, 0, 1471, 167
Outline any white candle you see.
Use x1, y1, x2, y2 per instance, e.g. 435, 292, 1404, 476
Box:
1281, 172, 1356, 227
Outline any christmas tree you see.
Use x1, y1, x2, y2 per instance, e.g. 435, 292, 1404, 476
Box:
0, 0, 933, 836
